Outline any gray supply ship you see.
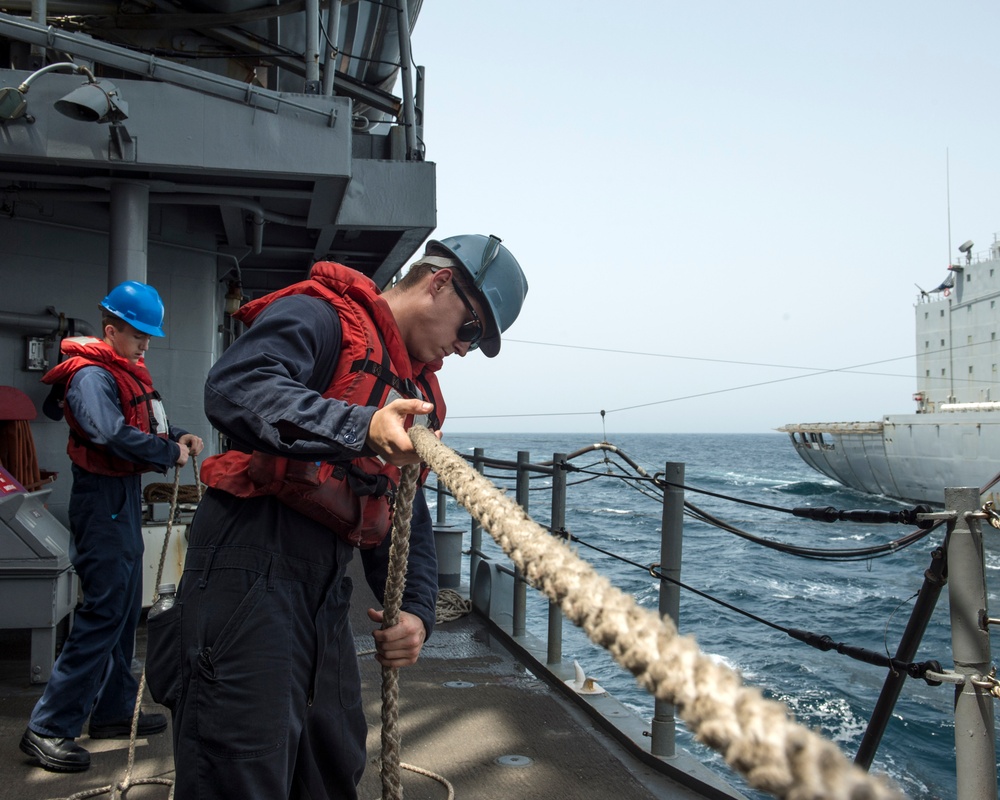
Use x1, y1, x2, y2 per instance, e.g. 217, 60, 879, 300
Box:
0, 4, 995, 800
780, 237, 1000, 506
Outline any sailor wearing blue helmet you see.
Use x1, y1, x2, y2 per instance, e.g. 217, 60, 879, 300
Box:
20, 281, 203, 773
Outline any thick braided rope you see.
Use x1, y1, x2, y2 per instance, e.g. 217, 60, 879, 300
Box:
436, 588, 472, 623
151, 466, 182, 606
380, 463, 420, 800
410, 427, 905, 800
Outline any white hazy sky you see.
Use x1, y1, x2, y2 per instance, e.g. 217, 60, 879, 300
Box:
405, 0, 1000, 437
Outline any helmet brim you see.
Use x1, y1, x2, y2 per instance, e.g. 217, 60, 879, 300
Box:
478, 332, 500, 358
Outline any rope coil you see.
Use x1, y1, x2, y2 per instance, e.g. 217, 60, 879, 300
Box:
409, 425, 905, 800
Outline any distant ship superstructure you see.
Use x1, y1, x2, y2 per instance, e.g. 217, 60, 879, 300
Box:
780, 235, 1000, 505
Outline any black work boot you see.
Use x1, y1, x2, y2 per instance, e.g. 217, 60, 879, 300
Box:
20, 728, 91, 772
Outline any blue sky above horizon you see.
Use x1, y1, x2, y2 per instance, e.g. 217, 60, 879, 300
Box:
406, 1, 1000, 437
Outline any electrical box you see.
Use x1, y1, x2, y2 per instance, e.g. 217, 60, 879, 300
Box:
24, 336, 48, 372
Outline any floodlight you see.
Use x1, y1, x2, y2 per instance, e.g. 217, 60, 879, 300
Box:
55, 79, 128, 124
0, 86, 28, 122
0, 62, 96, 125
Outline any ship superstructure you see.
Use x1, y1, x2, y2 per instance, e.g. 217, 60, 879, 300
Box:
0, 1, 434, 524
780, 234, 1000, 505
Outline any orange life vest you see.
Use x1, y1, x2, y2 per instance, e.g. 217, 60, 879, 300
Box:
199, 261, 446, 548
41, 337, 169, 477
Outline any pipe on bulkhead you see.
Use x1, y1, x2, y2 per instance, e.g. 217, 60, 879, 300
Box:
304, 0, 320, 89
150, 196, 305, 256
7, 189, 307, 257
394, 0, 419, 160
0, 310, 96, 337
29, 0, 46, 64
322, 1, 343, 96
5, 1, 115, 11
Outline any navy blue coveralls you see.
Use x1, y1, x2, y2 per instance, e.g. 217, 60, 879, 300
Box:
28, 366, 183, 738
149, 295, 438, 800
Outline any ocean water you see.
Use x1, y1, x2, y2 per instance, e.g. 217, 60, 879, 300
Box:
431, 431, 1000, 800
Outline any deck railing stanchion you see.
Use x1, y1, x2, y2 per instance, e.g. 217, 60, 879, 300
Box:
946, 486, 997, 800
435, 479, 447, 526
651, 462, 683, 757
547, 453, 566, 665
469, 448, 484, 597
513, 451, 530, 637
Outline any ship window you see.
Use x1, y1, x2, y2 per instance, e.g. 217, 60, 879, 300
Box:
968, 335, 974, 344
940, 310, 945, 317
926, 370, 930, 377
967, 273, 972, 282
993, 332, 997, 340
924, 340, 929, 348
941, 339, 946, 346
969, 366, 974, 375
924, 311, 929, 319
941, 368, 947, 376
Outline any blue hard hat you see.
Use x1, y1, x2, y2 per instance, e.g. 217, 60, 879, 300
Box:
100, 281, 166, 337
424, 234, 528, 357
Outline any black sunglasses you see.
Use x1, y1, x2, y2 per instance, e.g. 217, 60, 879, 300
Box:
429, 266, 483, 345
449, 279, 483, 345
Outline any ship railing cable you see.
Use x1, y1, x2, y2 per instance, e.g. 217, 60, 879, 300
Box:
433, 444, 942, 561
444, 441, 936, 524
681, 501, 940, 561
536, 521, 946, 686
428, 442, 946, 675
411, 426, 905, 800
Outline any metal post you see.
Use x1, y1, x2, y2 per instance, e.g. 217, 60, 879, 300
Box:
303, 0, 320, 91
29, 0, 46, 68
109, 181, 149, 287
513, 451, 529, 637
469, 448, 484, 597
322, 0, 342, 96
945, 487, 997, 800
651, 462, 683, 757
394, 0, 419, 160
547, 453, 566, 665
415, 64, 425, 132
855, 547, 946, 769
435, 480, 447, 527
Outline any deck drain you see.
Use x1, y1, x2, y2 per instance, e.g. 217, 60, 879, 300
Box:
442, 680, 475, 689
495, 754, 533, 768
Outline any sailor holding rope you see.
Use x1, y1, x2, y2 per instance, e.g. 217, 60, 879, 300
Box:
145, 236, 527, 799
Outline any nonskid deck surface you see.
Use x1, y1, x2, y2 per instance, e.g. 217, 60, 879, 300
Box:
0, 559, 715, 800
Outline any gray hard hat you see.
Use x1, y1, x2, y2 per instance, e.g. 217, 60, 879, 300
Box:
424, 234, 528, 357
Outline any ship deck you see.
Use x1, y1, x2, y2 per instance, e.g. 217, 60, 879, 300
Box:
0, 557, 743, 800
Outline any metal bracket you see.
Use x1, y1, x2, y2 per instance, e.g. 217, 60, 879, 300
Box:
922, 668, 966, 685
109, 123, 136, 162
917, 511, 957, 523
969, 667, 1000, 699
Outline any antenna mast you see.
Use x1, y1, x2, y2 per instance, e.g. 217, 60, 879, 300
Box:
946, 148, 952, 264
